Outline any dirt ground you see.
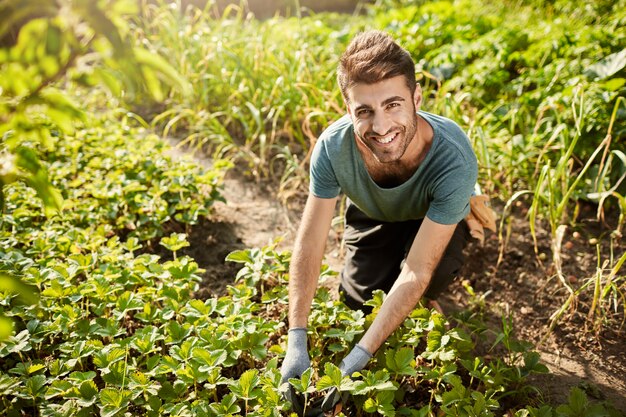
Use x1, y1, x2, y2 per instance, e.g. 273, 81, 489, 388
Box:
167, 144, 626, 413
451, 204, 626, 412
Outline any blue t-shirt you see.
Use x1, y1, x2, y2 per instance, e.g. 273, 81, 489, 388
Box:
309, 111, 477, 224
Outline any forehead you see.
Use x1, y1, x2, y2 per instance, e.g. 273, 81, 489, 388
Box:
346, 75, 412, 107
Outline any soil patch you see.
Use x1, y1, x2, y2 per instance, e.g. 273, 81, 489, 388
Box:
447, 201, 626, 411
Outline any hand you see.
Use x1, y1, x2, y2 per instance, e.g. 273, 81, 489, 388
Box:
280, 328, 310, 383
321, 344, 372, 413
280, 328, 310, 412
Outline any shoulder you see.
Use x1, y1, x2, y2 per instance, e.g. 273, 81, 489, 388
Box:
312, 114, 353, 161
318, 114, 352, 143
420, 111, 467, 140
421, 111, 475, 163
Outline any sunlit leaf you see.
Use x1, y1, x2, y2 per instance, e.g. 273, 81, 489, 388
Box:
0, 273, 40, 305
0, 316, 13, 340
585, 50, 626, 80
134, 47, 192, 96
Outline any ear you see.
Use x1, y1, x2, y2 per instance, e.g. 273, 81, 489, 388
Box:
413, 83, 423, 110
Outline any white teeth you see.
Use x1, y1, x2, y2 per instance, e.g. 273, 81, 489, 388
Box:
375, 133, 396, 144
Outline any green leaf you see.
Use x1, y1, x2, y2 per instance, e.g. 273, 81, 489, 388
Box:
0, 316, 13, 340
44, 380, 75, 400
193, 347, 227, 368
601, 78, 626, 92
0, 330, 31, 357
100, 387, 131, 407
316, 362, 343, 391
364, 397, 377, 413
159, 233, 190, 253
73, 0, 128, 54
426, 329, 443, 352
141, 66, 164, 102
133, 47, 192, 96
165, 321, 193, 344
45, 23, 62, 55
185, 298, 217, 317
231, 369, 261, 400
0, 0, 57, 41
101, 361, 127, 386
288, 367, 315, 395
351, 369, 396, 395
208, 393, 241, 415
376, 390, 396, 416
114, 291, 143, 319
76, 380, 98, 407
585, 50, 626, 80
523, 351, 549, 374
147, 395, 162, 411
385, 347, 416, 376
78, 380, 98, 400
27, 363, 46, 375
0, 373, 21, 397
556, 387, 594, 417
0, 272, 40, 305
100, 388, 132, 417
14, 147, 63, 214
225, 249, 254, 264
363, 289, 386, 309
93, 347, 126, 368
25, 374, 47, 398
39, 88, 86, 132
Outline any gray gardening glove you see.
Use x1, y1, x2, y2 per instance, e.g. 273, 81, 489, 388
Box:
338, 344, 372, 377
321, 344, 372, 413
280, 328, 310, 410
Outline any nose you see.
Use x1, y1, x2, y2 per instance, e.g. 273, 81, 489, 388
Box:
371, 111, 392, 136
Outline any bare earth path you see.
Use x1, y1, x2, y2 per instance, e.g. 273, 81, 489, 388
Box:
167, 142, 626, 413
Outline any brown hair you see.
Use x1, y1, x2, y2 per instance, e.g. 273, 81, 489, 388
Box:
337, 30, 416, 102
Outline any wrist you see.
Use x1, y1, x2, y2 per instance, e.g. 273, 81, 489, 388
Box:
288, 327, 307, 333
340, 344, 373, 376
287, 327, 308, 350
354, 344, 373, 358
356, 335, 379, 355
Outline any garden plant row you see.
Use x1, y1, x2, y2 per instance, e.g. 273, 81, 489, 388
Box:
0, 117, 621, 416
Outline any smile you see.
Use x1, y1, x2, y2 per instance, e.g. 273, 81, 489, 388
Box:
373, 132, 398, 145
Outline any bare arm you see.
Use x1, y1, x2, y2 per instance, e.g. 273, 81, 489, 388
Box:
288, 194, 338, 328
357, 217, 457, 353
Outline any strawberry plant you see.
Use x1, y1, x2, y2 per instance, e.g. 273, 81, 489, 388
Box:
0, 137, 618, 414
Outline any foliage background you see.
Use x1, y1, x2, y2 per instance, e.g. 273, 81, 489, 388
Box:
0, 0, 624, 415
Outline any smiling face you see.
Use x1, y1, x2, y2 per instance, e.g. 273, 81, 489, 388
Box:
346, 75, 422, 165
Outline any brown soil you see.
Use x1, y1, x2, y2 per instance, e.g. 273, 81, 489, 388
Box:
166, 143, 626, 413
449, 202, 626, 412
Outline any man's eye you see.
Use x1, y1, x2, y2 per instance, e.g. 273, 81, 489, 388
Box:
388, 102, 400, 109
357, 109, 371, 116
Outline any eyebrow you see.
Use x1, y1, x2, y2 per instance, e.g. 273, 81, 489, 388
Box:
354, 96, 406, 113
382, 96, 405, 106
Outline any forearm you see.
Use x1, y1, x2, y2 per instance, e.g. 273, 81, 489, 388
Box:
288, 238, 326, 327
287, 195, 337, 328
358, 268, 430, 353
357, 217, 454, 354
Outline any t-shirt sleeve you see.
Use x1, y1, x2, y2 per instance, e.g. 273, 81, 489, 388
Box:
309, 138, 341, 198
426, 153, 477, 225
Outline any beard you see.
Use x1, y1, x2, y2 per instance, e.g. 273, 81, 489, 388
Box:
357, 106, 418, 165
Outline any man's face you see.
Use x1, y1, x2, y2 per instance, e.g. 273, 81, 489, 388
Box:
346, 75, 422, 164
